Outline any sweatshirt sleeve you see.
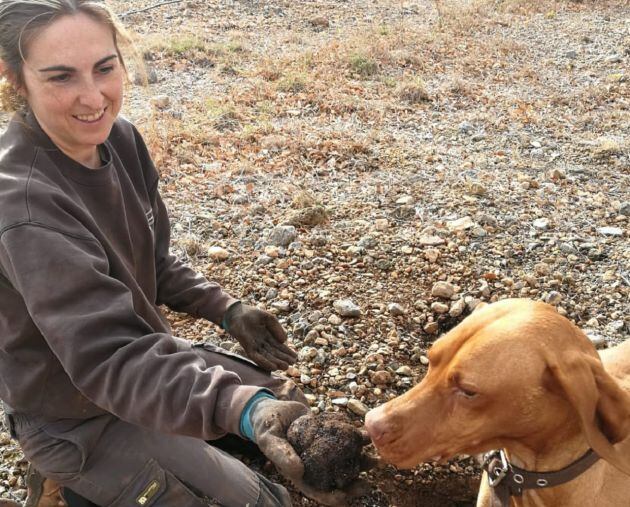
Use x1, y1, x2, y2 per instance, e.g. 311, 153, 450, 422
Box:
0, 223, 260, 438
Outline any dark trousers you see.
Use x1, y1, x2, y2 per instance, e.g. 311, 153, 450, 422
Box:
13, 344, 306, 507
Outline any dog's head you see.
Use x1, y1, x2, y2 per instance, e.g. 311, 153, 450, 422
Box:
365, 298, 630, 474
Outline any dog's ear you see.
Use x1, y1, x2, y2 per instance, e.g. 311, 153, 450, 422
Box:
548, 351, 630, 475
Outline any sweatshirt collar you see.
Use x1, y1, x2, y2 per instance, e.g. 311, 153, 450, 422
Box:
18, 109, 115, 186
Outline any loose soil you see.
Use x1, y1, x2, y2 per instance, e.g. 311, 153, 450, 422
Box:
0, 0, 627, 505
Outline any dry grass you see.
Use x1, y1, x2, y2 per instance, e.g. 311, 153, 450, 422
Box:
133, 0, 627, 186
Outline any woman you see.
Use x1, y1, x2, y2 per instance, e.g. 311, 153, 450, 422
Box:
0, 1, 353, 505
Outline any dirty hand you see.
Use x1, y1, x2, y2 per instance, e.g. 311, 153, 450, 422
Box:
222, 302, 297, 371
249, 398, 369, 507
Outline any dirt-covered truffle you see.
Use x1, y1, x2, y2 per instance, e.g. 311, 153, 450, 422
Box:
287, 412, 365, 491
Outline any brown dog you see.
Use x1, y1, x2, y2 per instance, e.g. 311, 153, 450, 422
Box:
365, 299, 630, 506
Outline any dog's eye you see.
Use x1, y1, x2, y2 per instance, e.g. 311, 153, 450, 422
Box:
450, 373, 478, 399
457, 386, 478, 399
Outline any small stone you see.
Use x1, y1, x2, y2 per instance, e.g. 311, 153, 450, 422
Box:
271, 300, 291, 312
304, 330, 319, 344
431, 302, 449, 314
304, 393, 317, 405
396, 195, 415, 205
533, 218, 550, 230
0, 432, 11, 445
586, 317, 599, 328
534, 263, 551, 276
150, 94, 170, 109
396, 366, 413, 376
419, 235, 445, 246
619, 202, 630, 216
328, 314, 343, 326
331, 397, 349, 406
133, 66, 158, 85
347, 399, 369, 417
208, 246, 230, 261
388, 303, 405, 316
459, 121, 474, 134
549, 168, 566, 180
414, 300, 429, 311
358, 235, 378, 249
545, 291, 562, 305
309, 234, 328, 247
446, 216, 474, 232
597, 227, 623, 236
449, 299, 466, 317
605, 54, 622, 64
374, 218, 389, 231
256, 254, 273, 266
264, 245, 280, 258
423, 321, 439, 334
286, 366, 301, 378
333, 299, 362, 317
431, 281, 456, 299
298, 347, 318, 362
310, 16, 330, 28
282, 207, 328, 227
268, 225, 298, 247
565, 50, 578, 59
523, 275, 538, 287
467, 182, 486, 196
420, 355, 430, 365
424, 249, 440, 263
471, 226, 486, 237
559, 243, 578, 255
371, 370, 393, 385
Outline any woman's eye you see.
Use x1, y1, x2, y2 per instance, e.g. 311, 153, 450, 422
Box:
49, 74, 70, 83
98, 65, 114, 75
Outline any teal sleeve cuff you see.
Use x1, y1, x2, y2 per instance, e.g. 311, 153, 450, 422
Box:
221, 301, 242, 331
239, 390, 276, 441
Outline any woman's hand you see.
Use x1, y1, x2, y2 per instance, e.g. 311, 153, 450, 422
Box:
249, 398, 369, 507
222, 302, 297, 371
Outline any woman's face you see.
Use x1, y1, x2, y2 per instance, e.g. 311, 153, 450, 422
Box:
20, 12, 124, 167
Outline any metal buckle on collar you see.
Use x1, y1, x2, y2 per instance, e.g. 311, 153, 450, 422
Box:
483, 449, 510, 487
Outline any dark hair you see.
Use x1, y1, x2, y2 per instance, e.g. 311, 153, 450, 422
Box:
0, 0, 132, 111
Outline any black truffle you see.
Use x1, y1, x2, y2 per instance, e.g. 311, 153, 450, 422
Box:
287, 412, 365, 491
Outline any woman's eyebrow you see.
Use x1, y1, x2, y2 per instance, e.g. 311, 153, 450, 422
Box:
38, 54, 118, 73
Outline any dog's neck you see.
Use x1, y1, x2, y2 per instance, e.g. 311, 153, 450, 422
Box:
505, 419, 590, 471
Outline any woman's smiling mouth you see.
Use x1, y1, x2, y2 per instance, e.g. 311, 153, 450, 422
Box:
73, 107, 107, 123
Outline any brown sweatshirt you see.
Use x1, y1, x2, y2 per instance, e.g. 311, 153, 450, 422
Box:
0, 111, 261, 439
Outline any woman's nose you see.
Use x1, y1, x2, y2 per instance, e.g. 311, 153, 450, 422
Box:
78, 79, 104, 109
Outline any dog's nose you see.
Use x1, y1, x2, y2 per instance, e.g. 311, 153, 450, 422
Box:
365, 406, 392, 445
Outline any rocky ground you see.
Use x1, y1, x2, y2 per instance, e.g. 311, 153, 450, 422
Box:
0, 0, 628, 504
